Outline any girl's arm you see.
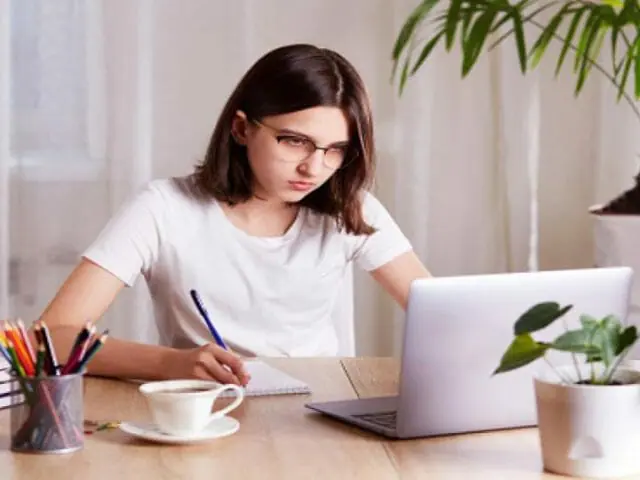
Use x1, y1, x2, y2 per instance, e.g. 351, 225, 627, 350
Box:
370, 251, 431, 310
37, 258, 248, 384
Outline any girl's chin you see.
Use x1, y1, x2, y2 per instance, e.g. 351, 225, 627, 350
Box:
277, 190, 310, 203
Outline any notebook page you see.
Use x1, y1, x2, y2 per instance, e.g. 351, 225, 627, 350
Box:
221, 360, 311, 397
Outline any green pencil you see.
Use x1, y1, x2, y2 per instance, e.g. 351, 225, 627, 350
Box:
71, 331, 109, 374
35, 344, 46, 378
6, 340, 25, 378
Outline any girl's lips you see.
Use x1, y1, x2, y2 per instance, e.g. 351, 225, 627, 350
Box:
288, 181, 315, 191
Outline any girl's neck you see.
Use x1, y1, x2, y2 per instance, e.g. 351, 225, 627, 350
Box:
221, 197, 300, 238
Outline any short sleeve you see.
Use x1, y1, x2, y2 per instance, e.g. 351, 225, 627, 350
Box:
350, 192, 413, 271
82, 182, 166, 286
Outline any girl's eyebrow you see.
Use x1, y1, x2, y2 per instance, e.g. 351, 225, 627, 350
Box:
276, 127, 349, 148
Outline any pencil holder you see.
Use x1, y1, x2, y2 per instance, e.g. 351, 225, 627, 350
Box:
9, 373, 84, 454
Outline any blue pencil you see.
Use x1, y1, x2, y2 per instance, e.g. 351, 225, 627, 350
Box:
189, 289, 227, 350
0, 341, 11, 365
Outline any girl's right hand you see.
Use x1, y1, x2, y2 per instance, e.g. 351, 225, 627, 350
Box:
166, 343, 251, 386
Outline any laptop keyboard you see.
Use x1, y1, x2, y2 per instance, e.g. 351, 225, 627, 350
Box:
352, 410, 397, 429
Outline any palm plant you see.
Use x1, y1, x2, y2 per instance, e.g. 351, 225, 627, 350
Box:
392, 0, 640, 213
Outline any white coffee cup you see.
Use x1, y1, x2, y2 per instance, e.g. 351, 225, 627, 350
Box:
139, 379, 244, 436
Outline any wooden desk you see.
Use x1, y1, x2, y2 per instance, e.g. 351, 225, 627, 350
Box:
0, 358, 562, 479
342, 358, 557, 480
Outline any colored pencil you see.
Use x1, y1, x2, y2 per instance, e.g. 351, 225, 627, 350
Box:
78, 326, 96, 360
35, 344, 46, 378
0, 332, 11, 364
61, 322, 93, 375
38, 322, 60, 376
4, 323, 34, 376
16, 319, 35, 365
6, 340, 25, 378
71, 331, 108, 374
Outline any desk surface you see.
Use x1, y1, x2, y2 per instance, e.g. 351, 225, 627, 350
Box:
0, 358, 562, 479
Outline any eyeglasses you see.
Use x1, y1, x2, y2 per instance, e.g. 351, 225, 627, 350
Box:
252, 119, 352, 170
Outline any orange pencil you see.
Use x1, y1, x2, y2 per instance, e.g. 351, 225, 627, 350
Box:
4, 323, 34, 376
16, 318, 35, 365
6, 322, 33, 369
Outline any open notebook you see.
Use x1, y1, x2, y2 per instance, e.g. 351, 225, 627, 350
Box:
221, 360, 311, 397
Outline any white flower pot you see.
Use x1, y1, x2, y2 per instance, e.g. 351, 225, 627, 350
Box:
590, 209, 640, 357
534, 364, 640, 478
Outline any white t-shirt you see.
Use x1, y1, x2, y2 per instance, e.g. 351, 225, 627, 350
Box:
83, 176, 413, 357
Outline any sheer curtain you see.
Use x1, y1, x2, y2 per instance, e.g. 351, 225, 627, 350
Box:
1, 0, 637, 357
0, 0, 156, 343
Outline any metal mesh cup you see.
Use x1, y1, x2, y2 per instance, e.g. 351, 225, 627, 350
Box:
10, 373, 84, 454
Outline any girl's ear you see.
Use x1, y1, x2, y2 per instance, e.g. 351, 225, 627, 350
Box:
231, 110, 250, 145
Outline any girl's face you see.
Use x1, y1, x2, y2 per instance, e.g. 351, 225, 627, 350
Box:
232, 106, 350, 204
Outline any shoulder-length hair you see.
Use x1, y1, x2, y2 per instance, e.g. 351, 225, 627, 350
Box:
193, 43, 376, 235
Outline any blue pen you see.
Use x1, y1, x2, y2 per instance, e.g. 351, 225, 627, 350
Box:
189, 289, 228, 350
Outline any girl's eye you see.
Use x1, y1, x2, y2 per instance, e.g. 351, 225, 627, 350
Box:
279, 136, 307, 147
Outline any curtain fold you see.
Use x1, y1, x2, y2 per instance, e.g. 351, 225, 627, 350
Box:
0, 0, 10, 319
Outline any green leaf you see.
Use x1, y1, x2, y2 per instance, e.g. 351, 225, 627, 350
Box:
445, 0, 464, 50
398, 57, 411, 95
555, 8, 587, 76
461, 5, 476, 39
463, 8, 500, 77
579, 314, 599, 331
392, 0, 439, 60
617, 325, 638, 355
530, 4, 570, 69
411, 31, 446, 75
552, 329, 601, 354
574, 8, 599, 73
602, 0, 623, 8
512, 9, 527, 73
514, 302, 573, 335
493, 333, 549, 374
617, 37, 636, 101
591, 322, 620, 368
489, 1, 565, 52
611, 24, 619, 74
575, 13, 603, 95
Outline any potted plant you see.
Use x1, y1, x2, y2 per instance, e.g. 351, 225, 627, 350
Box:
391, 0, 640, 351
494, 301, 640, 478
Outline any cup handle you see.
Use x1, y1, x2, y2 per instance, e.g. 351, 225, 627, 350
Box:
209, 384, 244, 421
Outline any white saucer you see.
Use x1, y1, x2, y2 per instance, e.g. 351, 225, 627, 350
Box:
119, 416, 240, 445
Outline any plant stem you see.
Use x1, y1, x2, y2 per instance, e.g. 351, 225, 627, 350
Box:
571, 352, 582, 382
559, 316, 583, 381
544, 356, 572, 384
603, 347, 632, 384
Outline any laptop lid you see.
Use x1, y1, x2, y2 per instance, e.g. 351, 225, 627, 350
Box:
395, 267, 633, 438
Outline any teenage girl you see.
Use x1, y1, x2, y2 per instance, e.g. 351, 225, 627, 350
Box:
37, 44, 431, 385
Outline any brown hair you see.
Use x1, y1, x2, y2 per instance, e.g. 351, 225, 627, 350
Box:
193, 43, 375, 235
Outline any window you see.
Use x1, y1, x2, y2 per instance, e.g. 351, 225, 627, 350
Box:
10, 0, 104, 180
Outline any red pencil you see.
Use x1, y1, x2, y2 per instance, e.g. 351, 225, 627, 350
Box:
62, 323, 95, 375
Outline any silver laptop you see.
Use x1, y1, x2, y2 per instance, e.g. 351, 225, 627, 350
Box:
305, 267, 634, 439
